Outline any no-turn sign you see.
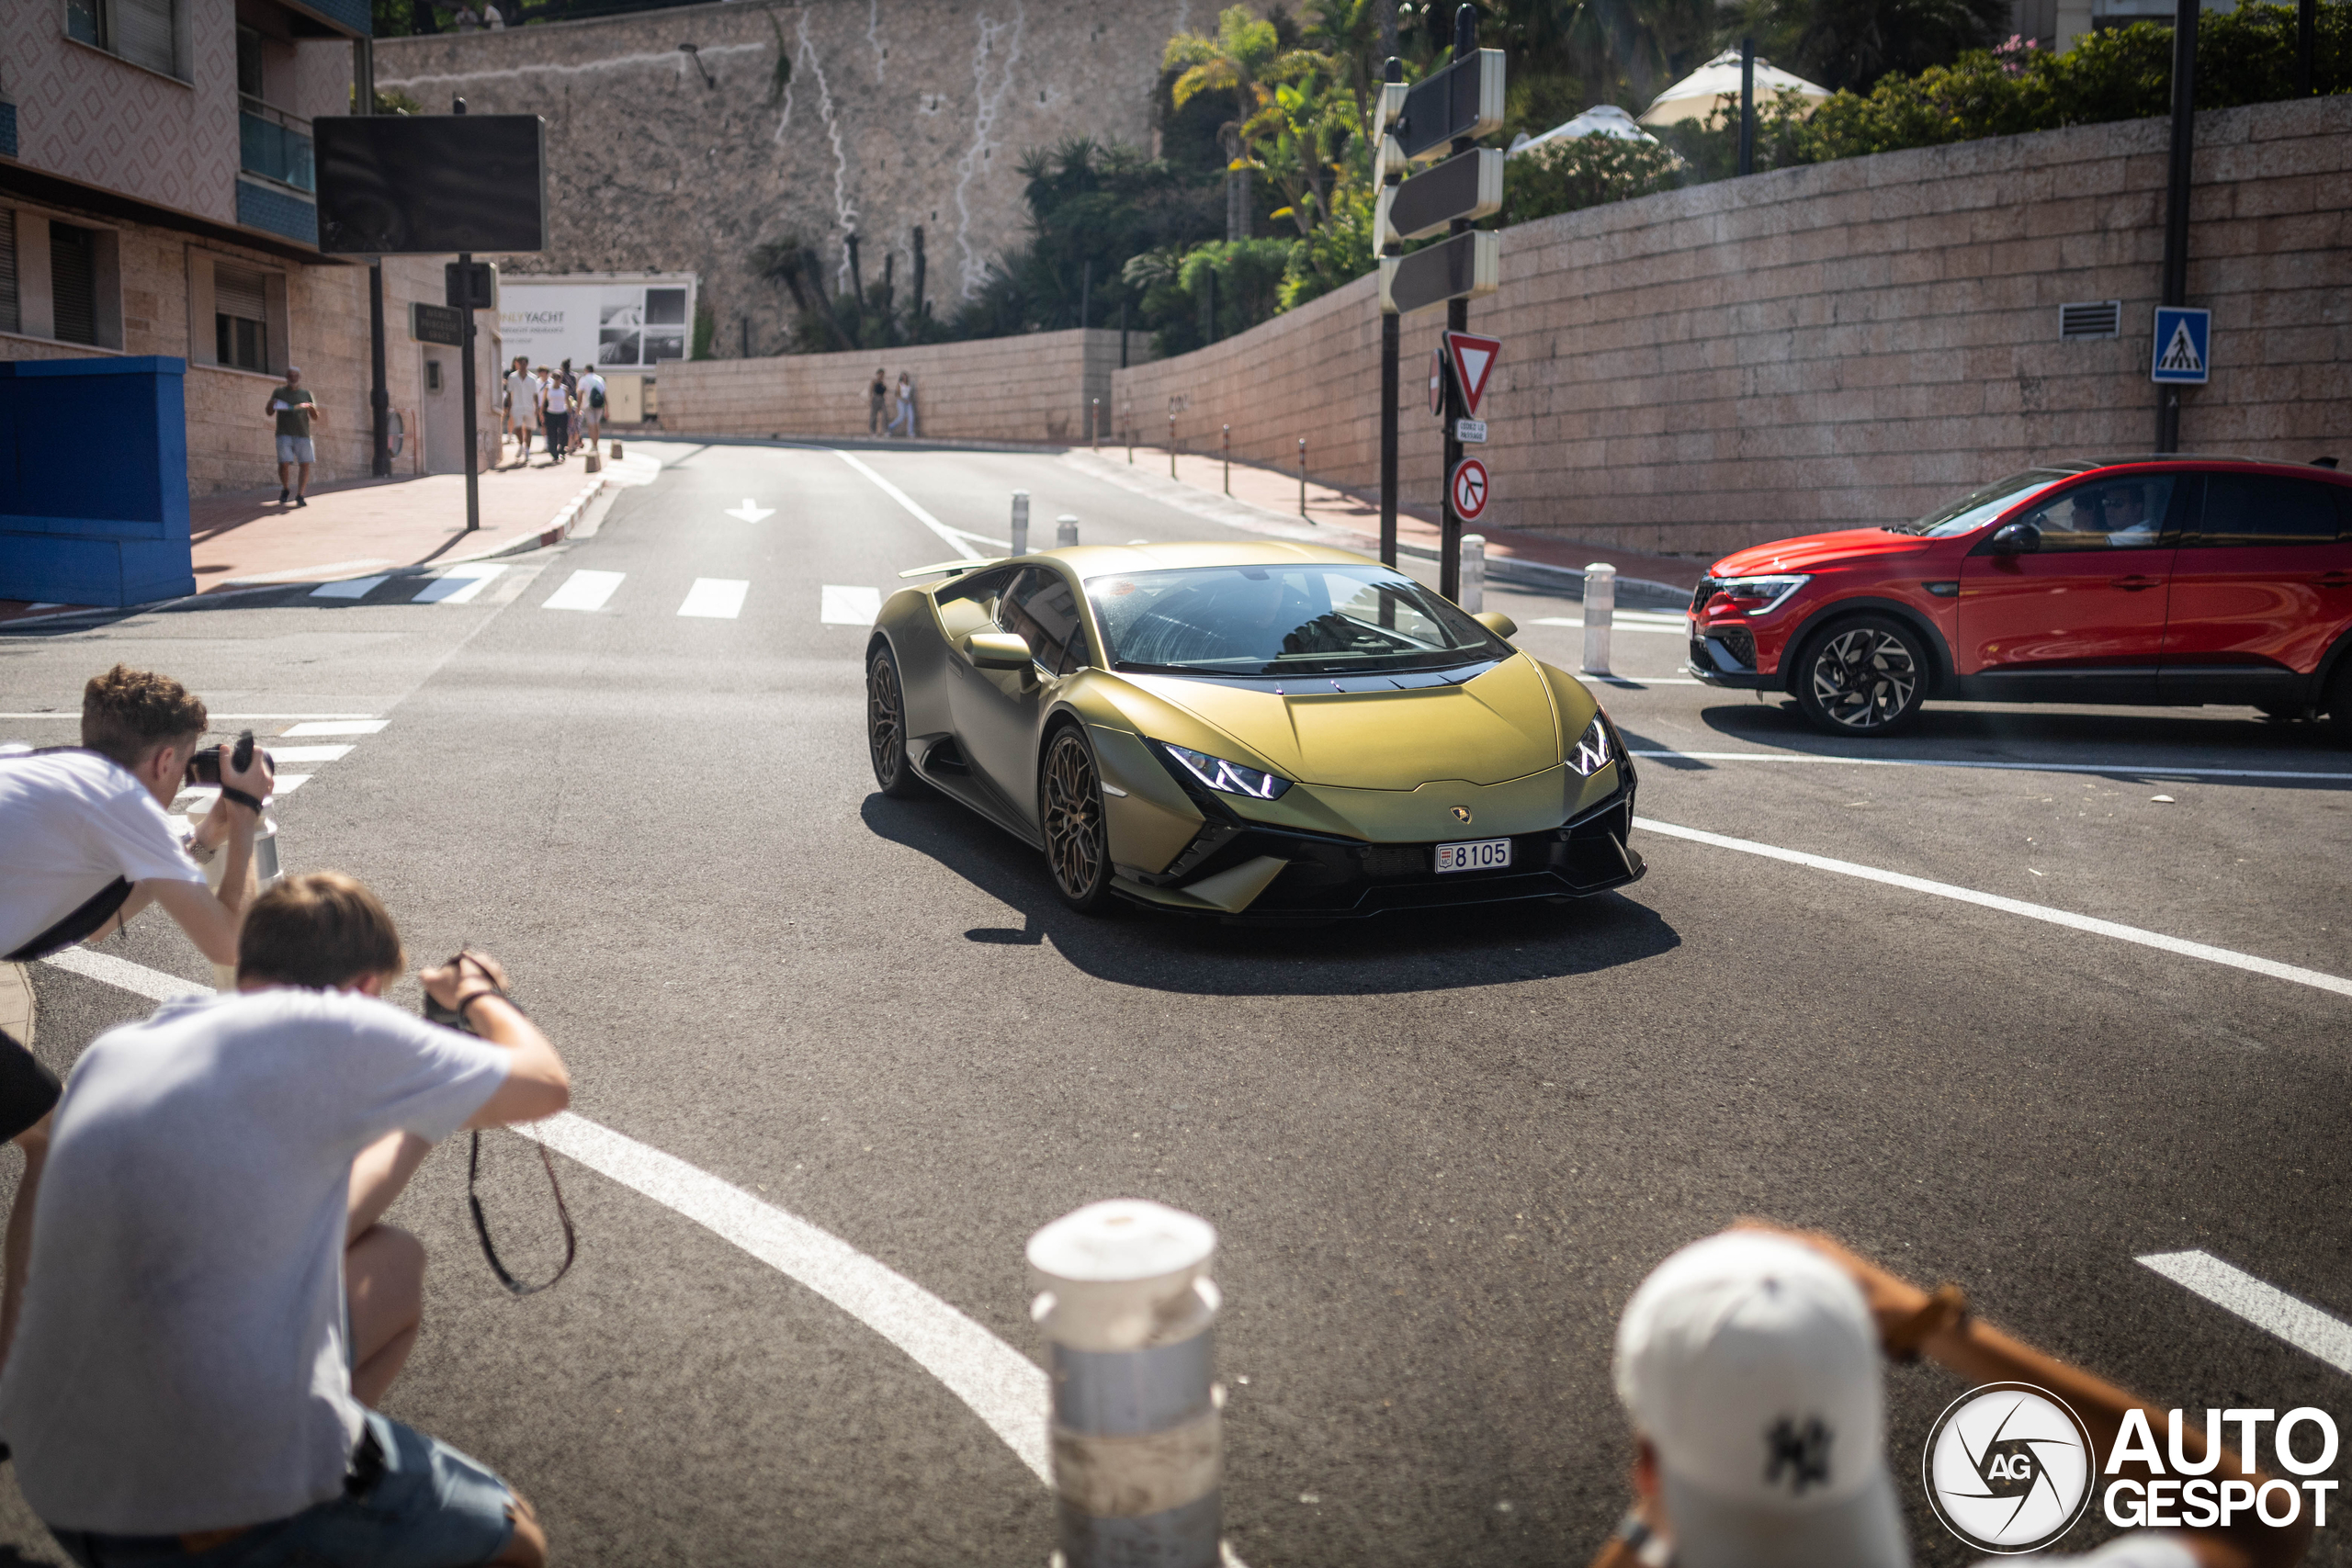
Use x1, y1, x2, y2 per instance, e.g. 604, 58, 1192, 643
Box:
1450, 457, 1489, 522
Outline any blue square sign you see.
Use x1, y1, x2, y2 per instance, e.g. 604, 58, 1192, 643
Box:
2152, 306, 2211, 385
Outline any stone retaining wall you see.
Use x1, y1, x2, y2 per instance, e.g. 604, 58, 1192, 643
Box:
1112, 96, 2352, 558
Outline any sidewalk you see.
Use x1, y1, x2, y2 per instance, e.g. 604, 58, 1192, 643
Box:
1065, 446, 1706, 603
3, 439, 659, 624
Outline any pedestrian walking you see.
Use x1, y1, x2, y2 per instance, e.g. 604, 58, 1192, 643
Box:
887, 370, 917, 438
557, 361, 580, 456
867, 367, 888, 435
541, 368, 572, 466
576, 365, 607, 455
0, 665, 275, 1365
1590, 1224, 2312, 1568
0, 872, 569, 1568
503, 357, 535, 469
265, 367, 323, 506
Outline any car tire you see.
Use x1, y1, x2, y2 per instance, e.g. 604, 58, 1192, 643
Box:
866, 642, 933, 799
2325, 662, 2352, 747
1793, 615, 1930, 737
1038, 725, 1116, 914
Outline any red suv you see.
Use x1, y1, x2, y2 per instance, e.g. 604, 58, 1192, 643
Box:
1687, 457, 2352, 737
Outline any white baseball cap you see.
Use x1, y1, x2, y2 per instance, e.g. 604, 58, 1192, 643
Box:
1614, 1232, 1910, 1568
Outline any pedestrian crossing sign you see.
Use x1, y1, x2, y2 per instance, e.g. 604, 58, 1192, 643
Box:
2151, 307, 2211, 385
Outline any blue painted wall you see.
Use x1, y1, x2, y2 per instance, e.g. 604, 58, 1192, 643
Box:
0, 358, 196, 608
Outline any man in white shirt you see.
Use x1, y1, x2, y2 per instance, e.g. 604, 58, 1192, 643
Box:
1591, 1226, 2309, 1568
0, 873, 570, 1567
502, 357, 536, 470
575, 366, 606, 456
0, 664, 272, 1361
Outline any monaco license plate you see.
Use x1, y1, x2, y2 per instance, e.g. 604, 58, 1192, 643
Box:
1435, 838, 1512, 874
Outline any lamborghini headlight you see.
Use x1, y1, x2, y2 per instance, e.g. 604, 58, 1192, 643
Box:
1156, 741, 1292, 800
1567, 714, 1615, 778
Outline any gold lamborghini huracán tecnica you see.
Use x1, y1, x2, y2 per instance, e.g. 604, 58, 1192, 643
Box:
865, 541, 1645, 920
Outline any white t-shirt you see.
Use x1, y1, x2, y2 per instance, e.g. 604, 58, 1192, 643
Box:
0, 748, 203, 957
1983, 1532, 2199, 1567
544, 379, 571, 414
505, 371, 537, 422
0, 990, 510, 1532
577, 372, 605, 411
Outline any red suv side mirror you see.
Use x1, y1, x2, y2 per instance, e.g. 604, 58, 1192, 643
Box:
1988, 521, 2042, 555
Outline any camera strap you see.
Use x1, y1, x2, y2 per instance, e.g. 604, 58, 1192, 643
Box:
466, 1127, 576, 1296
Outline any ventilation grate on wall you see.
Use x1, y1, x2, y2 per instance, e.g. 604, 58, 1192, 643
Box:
2060, 300, 2121, 341
0, 209, 17, 337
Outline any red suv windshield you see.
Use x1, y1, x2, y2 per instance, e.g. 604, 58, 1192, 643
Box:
1882, 467, 2082, 536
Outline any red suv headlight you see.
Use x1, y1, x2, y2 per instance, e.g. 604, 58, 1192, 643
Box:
1708, 574, 1810, 615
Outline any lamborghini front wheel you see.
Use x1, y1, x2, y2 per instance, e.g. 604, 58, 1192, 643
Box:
866, 644, 931, 799
1039, 727, 1114, 913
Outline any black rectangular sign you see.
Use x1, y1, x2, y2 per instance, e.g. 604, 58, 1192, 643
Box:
409, 301, 464, 346
314, 115, 548, 255
1385, 148, 1504, 244
1380, 231, 1500, 316
1396, 50, 1506, 162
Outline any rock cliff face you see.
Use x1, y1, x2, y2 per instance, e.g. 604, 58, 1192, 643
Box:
374, 0, 1207, 357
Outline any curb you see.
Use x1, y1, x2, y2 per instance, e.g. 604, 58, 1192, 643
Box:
445, 472, 612, 564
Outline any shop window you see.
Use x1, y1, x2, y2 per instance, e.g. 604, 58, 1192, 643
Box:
51, 223, 98, 345
214, 264, 269, 371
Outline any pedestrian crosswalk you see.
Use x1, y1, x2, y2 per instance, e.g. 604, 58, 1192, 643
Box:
678, 579, 750, 618
303, 566, 889, 629
542, 569, 626, 612
820, 585, 880, 626
311, 565, 505, 604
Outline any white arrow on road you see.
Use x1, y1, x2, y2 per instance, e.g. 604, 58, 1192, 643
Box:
724, 499, 775, 523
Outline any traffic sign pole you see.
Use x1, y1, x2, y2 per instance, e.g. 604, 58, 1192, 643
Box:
1439, 6, 1477, 604
1376, 57, 1405, 571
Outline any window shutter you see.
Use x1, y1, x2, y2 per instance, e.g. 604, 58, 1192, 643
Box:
115, 0, 178, 77
215, 264, 267, 322
50, 224, 98, 346
0, 210, 18, 337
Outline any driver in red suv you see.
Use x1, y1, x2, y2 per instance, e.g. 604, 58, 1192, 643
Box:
1686, 456, 2352, 737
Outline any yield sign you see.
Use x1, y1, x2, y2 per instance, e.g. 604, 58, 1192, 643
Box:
725, 498, 775, 522
1450, 457, 1490, 523
1443, 332, 1502, 419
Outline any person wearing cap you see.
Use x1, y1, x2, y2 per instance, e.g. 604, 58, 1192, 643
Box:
1598, 1224, 2311, 1568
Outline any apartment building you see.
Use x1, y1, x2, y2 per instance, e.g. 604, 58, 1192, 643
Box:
0, 0, 497, 494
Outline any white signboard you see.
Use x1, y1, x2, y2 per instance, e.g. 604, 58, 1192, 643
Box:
496, 274, 696, 370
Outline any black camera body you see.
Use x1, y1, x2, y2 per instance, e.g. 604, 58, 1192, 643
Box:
185, 731, 269, 785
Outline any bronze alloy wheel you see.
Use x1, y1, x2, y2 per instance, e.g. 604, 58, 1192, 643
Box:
1800, 618, 1926, 735
866, 647, 928, 798
1040, 728, 1112, 911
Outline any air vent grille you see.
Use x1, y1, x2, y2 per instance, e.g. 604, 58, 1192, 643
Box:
2060, 300, 2121, 341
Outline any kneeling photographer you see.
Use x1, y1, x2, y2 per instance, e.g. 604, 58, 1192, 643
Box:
0, 873, 571, 1568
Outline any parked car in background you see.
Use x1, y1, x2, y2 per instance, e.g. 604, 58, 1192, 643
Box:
1687, 456, 2352, 737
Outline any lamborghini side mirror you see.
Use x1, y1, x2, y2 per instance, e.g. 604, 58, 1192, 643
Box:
1474, 611, 1518, 639
965, 630, 1033, 669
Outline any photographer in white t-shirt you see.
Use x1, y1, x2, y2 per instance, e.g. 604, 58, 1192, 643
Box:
0, 663, 273, 1363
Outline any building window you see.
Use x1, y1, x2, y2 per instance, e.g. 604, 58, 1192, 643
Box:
0, 209, 18, 337
65, 0, 186, 79
51, 222, 99, 345
643, 287, 688, 363
215, 264, 269, 371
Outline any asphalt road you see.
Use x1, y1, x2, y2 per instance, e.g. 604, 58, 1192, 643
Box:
4, 439, 2349, 1567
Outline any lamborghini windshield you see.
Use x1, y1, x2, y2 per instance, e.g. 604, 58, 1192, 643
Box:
1086, 564, 1510, 678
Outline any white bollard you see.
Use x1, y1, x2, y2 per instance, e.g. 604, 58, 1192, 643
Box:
1030, 1201, 1222, 1568
1459, 533, 1486, 614
1582, 561, 1616, 676
1057, 513, 1080, 548
1011, 491, 1030, 557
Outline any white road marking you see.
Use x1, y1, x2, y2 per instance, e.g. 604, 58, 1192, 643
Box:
1634, 816, 2352, 1000
2138, 1251, 2352, 1375
678, 578, 750, 618
724, 499, 776, 523
311, 577, 390, 600
412, 564, 507, 604
283, 719, 389, 737
1632, 750, 2352, 784
34, 950, 1056, 1491
1531, 616, 1685, 635
1590, 676, 1705, 687
542, 570, 627, 612
514, 1113, 1051, 1484
831, 450, 1010, 556
821, 585, 882, 626
233, 558, 395, 586
271, 774, 313, 795
266, 746, 355, 763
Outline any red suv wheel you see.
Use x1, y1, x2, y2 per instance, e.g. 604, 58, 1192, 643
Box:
1794, 615, 1930, 736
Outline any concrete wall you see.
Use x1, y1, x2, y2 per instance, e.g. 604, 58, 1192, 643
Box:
658, 327, 1146, 445
373, 0, 1216, 364
1112, 96, 2352, 558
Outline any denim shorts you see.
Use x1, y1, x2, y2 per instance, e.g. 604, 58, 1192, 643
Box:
49, 1412, 516, 1568
275, 435, 315, 465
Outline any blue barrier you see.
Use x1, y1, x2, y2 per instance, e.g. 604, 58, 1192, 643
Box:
0, 357, 195, 608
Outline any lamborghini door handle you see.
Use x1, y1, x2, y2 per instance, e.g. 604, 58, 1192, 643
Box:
2111, 575, 2164, 591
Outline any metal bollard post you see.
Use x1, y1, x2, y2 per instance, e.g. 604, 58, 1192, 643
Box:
1057, 513, 1080, 548
1091, 399, 1101, 451
1221, 425, 1230, 495
1297, 437, 1307, 518
1030, 1201, 1222, 1568
1011, 491, 1031, 557
609, 442, 622, 460
1582, 562, 1616, 676
1460, 534, 1486, 614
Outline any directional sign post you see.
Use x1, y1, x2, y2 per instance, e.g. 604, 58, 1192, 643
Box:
1428, 347, 1446, 417
2151, 306, 2211, 385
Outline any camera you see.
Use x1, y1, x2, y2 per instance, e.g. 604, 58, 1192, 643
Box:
185, 730, 271, 785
